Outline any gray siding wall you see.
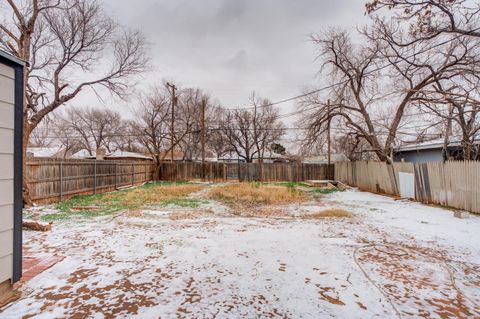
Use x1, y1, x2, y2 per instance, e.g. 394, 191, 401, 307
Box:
394, 149, 443, 163
0, 62, 15, 283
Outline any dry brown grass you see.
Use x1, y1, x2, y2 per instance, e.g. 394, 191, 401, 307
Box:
118, 184, 202, 206
303, 209, 352, 219
71, 183, 204, 212
207, 183, 308, 206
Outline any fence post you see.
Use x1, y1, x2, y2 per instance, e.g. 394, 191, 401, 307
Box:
237, 161, 241, 182
115, 162, 118, 189
94, 161, 97, 194
131, 163, 134, 185
59, 161, 63, 202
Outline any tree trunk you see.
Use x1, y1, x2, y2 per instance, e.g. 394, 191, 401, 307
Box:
462, 139, 473, 160
154, 155, 161, 180
22, 118, 33, 206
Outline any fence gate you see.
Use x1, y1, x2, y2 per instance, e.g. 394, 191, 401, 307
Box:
398, 172, 415, 199
225, 163, 239, 180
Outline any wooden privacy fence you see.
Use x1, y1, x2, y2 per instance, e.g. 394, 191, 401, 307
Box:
27, 160, 333, 203
335, 160, 480, 214
160, 162, 334, 182
27, 159, 155, 203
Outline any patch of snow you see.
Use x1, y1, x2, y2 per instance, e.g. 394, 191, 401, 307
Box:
3, 189, 479, 318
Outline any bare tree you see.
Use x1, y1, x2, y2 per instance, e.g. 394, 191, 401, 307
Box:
175, 88, 217, 161
414, 76, 480, 160
112, 120, 144, 153
250, 92, 285, 162
51, 120, 83, 158
366, 0, 480, 41
299, 26, 475, 163
333, 134, 376, 161
56, 106, 124, 156
207, 108, 231, 159
0, 0, 149, 204
220, 94, 285, 163
131, 85, 192, 179
29, 119, 52, 148
364, 1, 480, 161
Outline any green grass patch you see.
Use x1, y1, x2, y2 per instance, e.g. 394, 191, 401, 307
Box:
50, 182, 202, 221
307, 187, 344, 194
259, 181, 310, 189
258, 182, 343, 195
142, 180, 191, 188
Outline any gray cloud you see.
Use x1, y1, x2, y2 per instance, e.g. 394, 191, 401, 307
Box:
97, 0, 368, 117
225, 49, 248, 70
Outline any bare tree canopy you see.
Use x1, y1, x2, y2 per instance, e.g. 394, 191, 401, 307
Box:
299, 22, 479, 163
220, 93, 285, 163
366, 0, 480, 41
55, 106, 125, 156
0, 0, 149, 203
364, 1, 480, 160
174, 88, 218, 161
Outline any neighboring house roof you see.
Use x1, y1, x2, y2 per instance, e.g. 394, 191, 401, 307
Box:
71, 150, 152, 160
395, 137, 480, 152
263, 153, 287, 159
218, 154, 245, 161
71, 149, 95, 159
105, 151, 152, 160
27, 147, 64, 158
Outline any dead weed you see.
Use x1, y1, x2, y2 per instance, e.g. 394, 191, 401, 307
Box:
101, 184, 202, 209
303, 209, 352, 219
207, 183, 307, 206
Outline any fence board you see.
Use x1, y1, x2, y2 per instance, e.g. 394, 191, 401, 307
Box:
159, 162, 333, 183
335, 160, 480, 214
27, 160, 332, 203
27, 159, 154, 204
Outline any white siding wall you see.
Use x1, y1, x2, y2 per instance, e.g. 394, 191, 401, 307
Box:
0, 62, 15, 283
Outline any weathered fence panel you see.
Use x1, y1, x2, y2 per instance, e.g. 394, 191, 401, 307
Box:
159, 162, 333, 182
415, 161, 480, 213
27, 159, 155, 203
27, 160, 333, 203
335, 160, 480, 214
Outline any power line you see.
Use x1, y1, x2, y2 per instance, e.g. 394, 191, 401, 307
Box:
219, 27, 480, 112
32, 121, 448, 140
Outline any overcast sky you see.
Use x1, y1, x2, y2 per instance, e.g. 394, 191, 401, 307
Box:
95, 0, 368, 119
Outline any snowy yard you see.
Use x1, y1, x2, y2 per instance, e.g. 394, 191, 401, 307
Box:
1, 183, 479, 318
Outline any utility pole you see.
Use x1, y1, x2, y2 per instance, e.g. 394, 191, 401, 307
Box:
201, 98, 206, 181
327, 99, 331, 166
166, 82, 177, 162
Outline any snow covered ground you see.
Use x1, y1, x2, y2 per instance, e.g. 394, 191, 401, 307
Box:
1, 189, 479, 318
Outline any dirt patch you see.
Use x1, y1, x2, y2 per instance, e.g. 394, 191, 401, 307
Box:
356, 244, 480, 318
315, 285, 346, 306
239, 206, 289, 218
